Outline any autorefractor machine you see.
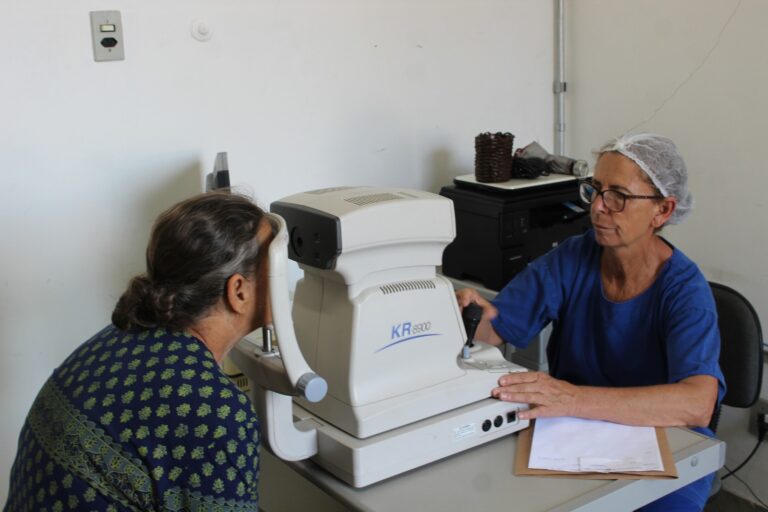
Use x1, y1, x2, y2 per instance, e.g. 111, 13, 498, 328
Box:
229, 186, 529, 487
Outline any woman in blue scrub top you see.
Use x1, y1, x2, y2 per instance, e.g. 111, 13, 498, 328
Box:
457, 133, 725, 512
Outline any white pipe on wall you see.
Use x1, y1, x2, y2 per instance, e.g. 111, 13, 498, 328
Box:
554, 0, 566, 155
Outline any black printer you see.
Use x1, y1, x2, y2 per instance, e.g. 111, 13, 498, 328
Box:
440, 176, 592, 291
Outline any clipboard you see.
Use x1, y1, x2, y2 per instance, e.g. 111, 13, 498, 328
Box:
514, 421, 678, 479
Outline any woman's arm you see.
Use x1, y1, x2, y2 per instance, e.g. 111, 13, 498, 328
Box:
493, 371, 719, 428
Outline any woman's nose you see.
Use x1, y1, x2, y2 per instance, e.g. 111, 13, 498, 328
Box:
592, 193, 609, 214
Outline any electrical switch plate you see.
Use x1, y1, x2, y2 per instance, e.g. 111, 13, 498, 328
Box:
90, 11, 124, 62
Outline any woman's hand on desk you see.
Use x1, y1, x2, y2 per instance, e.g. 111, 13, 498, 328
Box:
492, 372, 718, 427
492, 371, 579, 420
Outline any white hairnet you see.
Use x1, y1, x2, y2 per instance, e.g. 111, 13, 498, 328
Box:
598, 133, 693, 225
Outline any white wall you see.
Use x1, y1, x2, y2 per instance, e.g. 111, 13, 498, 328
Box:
0, 0, 553, 501
567, 0, 768, 503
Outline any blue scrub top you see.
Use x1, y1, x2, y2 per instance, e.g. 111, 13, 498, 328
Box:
491, 230, 726, 428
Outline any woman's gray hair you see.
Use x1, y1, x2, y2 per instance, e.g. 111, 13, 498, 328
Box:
112, 191, 266, 331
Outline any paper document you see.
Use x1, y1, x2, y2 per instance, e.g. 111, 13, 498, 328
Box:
529, 417, 664, 473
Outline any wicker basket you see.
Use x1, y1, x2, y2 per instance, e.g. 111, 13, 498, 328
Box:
475, 132, 514, 183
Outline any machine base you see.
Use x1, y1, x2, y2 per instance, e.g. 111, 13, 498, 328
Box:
293, 397, 529, 488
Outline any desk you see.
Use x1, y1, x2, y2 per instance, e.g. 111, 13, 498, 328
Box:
259, 427, 724, 512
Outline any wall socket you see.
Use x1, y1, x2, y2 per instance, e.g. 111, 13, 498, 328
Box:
751, 397, 768, 439
758, 398, 768, 439
90, 11, 124, 62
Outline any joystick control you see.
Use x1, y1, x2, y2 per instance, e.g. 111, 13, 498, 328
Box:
461, 302, 483, 360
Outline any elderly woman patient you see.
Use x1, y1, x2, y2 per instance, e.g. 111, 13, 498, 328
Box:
4, 192, 272, 511
457, 133, 725, 512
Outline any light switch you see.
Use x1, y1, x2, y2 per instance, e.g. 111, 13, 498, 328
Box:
90, 11, 124, 62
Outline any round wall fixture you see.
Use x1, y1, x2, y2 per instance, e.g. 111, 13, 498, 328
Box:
191, 19, 213, 42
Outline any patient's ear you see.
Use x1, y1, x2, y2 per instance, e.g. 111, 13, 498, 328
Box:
225, 273, 252, 315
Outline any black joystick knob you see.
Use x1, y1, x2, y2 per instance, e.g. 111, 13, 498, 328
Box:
462, 302, 483, 347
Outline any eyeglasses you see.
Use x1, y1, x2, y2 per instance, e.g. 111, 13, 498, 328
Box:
578, 181, 663, 213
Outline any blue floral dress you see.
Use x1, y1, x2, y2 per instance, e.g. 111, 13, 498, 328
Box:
4, 325, 260, 511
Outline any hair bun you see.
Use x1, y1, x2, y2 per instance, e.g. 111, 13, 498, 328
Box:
112, 275, 162, 330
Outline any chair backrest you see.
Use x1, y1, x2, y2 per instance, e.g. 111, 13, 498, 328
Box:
710, 282, 763, 409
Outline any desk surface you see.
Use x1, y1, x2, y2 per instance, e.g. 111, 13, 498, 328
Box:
260, 426, 724, 512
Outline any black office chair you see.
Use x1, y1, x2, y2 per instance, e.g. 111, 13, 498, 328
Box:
706, 282, 764, 497
708, 282, 764, 432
